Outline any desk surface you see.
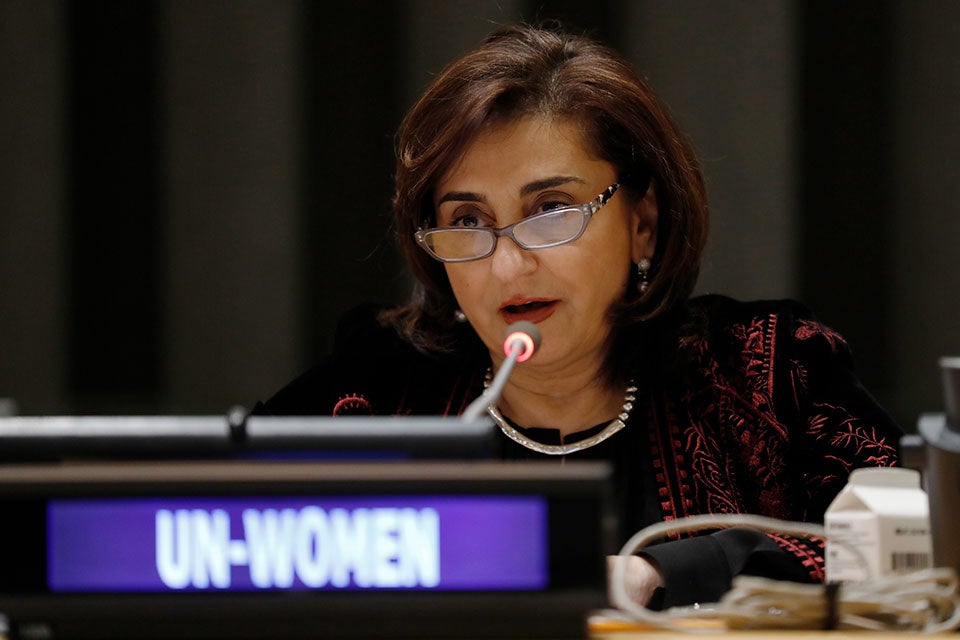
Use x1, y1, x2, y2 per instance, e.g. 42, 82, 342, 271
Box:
592, 631, 945, 639
588, 615, 950, 638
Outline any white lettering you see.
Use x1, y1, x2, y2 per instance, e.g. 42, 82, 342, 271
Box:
243, 508, 297, 588
294, 506, 330, 587
328, 507, 370, 587
155, 509, 190, 589
154, 505, 441, 590
372, 508, 401, 587
398, 507, 440, 587
191, 509, 231, 588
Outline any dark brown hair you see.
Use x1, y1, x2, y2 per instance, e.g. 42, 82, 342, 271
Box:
383, 24, 709, 375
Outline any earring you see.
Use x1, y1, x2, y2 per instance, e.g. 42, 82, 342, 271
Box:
454, 309, 468, 323
636, 258, 651, 294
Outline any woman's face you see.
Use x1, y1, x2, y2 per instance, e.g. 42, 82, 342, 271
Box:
434, 116, 657, 373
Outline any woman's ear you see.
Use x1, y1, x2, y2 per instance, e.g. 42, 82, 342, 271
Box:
630, 182, 658, 263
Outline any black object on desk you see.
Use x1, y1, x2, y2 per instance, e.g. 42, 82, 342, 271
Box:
0, 414, 499, 462
0, 423, 615, 639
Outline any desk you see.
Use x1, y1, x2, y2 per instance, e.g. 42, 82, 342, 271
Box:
588, 615, 951, 638
593, 634, 944, 639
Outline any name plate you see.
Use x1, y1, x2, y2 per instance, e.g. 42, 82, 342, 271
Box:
48, 495, 547, 592
0, 460, 613, 639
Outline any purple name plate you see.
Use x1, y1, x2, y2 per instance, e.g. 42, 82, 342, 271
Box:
47, 495, 547, 592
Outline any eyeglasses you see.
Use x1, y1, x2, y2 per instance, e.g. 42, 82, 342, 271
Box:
414, 183, 620, 263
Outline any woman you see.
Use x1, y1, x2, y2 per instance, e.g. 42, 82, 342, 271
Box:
254, 25, 901, 608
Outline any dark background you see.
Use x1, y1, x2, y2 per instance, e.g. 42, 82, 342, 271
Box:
2, 0, 958, 431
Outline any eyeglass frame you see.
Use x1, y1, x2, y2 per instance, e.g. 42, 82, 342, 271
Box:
414, 183, 621, 263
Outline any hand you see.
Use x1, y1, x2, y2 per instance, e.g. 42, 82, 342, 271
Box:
607, 554, 665, 608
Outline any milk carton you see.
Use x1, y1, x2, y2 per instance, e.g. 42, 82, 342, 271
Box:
824, 467, 932, 583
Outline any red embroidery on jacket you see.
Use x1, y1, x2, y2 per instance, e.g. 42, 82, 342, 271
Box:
808, 403, 898, 468
648, 397, 681, 536
646, 306, 897, 581
767, 533, 826, 581
794, 319, 843, 353
332, 394, 373, 415
685, 391, 741, 515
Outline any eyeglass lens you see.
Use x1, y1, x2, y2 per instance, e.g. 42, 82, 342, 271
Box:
424, 207, 587, 260
514, 208, 585, 246
423, 229, 495, 260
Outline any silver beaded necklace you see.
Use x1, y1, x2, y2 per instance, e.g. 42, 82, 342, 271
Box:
483, 368, 637, 455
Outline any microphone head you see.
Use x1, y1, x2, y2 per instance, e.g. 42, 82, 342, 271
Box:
502, 321, 542, 363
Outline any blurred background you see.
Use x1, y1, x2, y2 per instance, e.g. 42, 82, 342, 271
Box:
1, 0, 957, 431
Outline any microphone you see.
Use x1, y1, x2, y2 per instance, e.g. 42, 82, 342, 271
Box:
461, 322, 542, 422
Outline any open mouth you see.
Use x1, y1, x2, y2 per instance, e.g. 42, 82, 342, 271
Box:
503, 301, 552, 314
499, 300, 558, 323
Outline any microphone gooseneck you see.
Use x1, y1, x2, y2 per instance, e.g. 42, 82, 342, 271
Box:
461, 322, 542, 422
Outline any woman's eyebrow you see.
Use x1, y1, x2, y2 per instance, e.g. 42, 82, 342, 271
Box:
436, 191, 485, 206
436, 175, 585, 206
520, 175, 586, 196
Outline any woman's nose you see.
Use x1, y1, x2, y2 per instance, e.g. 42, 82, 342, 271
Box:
488, 235, 537, 281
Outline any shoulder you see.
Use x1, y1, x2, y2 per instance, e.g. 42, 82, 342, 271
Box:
688, 294, 824, 328
330, 303, 429, 361
672, 294, 861, 405
685, 294, 850, 361
680, 296, 901, 437
253, 304, 459, 416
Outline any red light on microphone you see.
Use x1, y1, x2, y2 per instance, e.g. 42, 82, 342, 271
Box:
502, 321, 541, 363
503, 331, 535, 362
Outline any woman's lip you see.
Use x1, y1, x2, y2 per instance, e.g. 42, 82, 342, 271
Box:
499, 300, 558, 324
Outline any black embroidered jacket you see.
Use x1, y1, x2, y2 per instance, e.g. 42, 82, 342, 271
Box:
254, 295, 901, 607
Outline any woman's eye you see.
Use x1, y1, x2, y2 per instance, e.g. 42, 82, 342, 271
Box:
537, 200, 569, 213
451, 214, 479, 227
450, 211, 490, 227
